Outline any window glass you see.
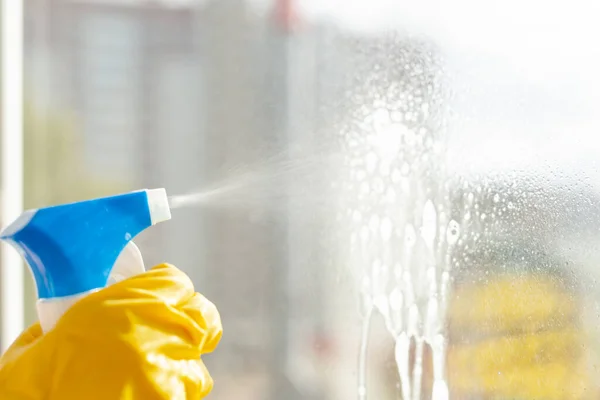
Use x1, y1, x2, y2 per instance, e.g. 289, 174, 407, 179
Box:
15, 0, 600, 399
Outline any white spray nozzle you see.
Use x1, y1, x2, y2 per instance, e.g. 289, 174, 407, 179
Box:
146, 188, 172, 225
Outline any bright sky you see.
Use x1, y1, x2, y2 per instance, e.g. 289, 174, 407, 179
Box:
295, 0, 600, 183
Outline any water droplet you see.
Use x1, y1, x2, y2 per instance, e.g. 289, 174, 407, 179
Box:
425, 298, 439, 336
365, 152, 378, 174
360, 182, 370, 195
424, 136, 433, 149
403, 128, 416, 145
467, 192, 474, 203
361, 276, 370, 291
390, 110, 404, 122
372, 258, 382, 272
356, 169, 367, 181
405, 225, 416, 248
493, 193, 500, 203
421, 200, 437, 248
408, 303, 420, 335
400, 162, 410, 175
384, 187, 397, 203
373, 123, 405, 163
391, 168, 403, 183
401, 178, 410, 195
441, 271, 450, 285
358, 386, 367, 397
360, 226, 370, 243
381, 217, 393, 241
372, 108, 391, 128
389, 288, 403, 311
374, 294, 389, 317
369, 215, 380, 232
446, 220, 460, 245
379, 160, 391, 175
373, 177, 385, 193
432, 380, 449, 400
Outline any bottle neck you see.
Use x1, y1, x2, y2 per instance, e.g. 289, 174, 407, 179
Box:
36, 289, 99, 333
35, 241, 146, 333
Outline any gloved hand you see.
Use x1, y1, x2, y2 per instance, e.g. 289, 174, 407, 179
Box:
0, 263, 222, 400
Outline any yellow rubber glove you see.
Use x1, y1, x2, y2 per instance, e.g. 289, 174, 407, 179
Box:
0, 263, 222, 400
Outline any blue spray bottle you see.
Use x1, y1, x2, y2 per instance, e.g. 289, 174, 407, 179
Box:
0, 188, 171, 332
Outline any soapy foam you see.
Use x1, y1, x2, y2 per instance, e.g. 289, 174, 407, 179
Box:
330, 36, 461, 399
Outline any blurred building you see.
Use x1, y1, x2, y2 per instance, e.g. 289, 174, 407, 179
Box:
26, 0, 199, 186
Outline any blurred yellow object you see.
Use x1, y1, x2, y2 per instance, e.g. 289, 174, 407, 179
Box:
447, 274, 591, 399
448, 330, 588, 399
448, 275, 577, 338
0, 264, 222, 400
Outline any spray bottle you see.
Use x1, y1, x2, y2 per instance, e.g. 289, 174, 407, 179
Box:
0, 188, 171, 332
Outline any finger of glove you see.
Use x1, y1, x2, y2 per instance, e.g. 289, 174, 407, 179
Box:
105, 263, 221, 351
122, 289, 222, 353
146, 355, 215, 399
181, 292, 223, 354
107, 264, 216, 348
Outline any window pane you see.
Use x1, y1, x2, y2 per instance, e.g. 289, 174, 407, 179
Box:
11, 0, 600, 399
